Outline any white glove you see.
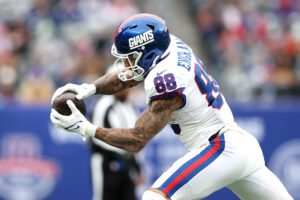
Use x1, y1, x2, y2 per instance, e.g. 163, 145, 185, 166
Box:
50, 100, 97, 140
51, 83, 96, 104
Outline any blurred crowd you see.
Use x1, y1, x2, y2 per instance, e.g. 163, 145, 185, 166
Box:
1, 0, 300, 105
189, 0, 300, 101
0, 0, 138, 105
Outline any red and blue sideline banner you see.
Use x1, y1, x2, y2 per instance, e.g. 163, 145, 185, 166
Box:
0, 101, 299, 200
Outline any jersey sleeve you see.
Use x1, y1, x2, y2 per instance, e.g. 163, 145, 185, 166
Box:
144, 67, 187, 108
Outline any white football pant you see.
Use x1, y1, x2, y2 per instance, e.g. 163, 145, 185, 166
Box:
143, 124, 293, 200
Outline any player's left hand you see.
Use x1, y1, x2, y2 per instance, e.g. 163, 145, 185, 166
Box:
50, 100, 97, 140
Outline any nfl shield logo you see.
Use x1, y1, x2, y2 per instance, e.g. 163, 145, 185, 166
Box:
0, 134, 60, 200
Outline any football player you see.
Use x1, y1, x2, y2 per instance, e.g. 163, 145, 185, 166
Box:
50, 14, 293, 200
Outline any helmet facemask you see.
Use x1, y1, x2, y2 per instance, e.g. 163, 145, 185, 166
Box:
111, 44, 145, 81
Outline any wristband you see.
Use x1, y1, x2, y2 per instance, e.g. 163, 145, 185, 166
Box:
89, 84, 96, 95
86, 123, 97, 137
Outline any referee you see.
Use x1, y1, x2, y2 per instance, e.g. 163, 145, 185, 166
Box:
89, 84, 142, 200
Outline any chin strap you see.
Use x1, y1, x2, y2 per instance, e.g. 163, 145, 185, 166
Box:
148, 55, 160, 72
141, 56, 160, 79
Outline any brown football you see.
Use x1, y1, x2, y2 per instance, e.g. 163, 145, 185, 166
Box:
52, 91, 86, 116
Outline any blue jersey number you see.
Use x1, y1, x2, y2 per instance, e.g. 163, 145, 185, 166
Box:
154, 74, 177, 93
194, 56, 223, 109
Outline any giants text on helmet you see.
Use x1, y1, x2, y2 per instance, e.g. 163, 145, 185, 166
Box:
128, 30, 154, 50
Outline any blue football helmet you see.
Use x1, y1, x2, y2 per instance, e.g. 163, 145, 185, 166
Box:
111, 13, 170, 81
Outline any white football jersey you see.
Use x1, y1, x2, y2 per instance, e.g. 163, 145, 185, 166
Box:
144, 35, 234, 150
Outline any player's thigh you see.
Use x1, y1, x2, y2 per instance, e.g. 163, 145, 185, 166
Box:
151, 135, 251, 200
228, 166, 293, 200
